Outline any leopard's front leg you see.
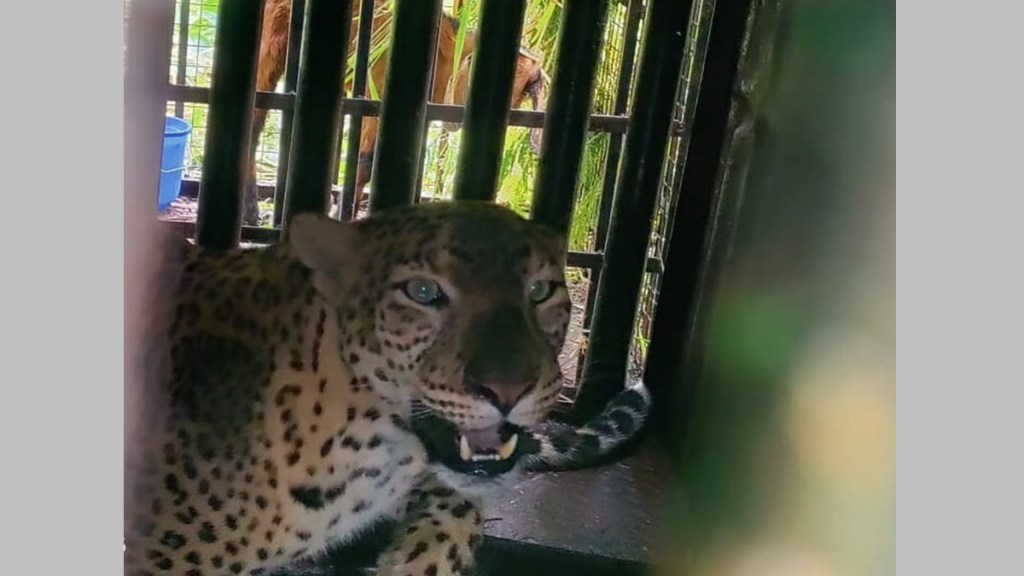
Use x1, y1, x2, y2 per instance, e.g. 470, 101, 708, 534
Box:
376, 472, 484, 576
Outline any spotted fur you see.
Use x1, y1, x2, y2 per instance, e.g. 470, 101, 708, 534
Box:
125, 201, 650, 576
521, 378, 651, 472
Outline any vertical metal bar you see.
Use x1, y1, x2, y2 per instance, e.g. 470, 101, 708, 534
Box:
280, 0, 355, 235
644, 0, 757, 430
369, 0, 443, 212
659, 1, 713, 250
451, 0, 527, 202
272, 0, 309, 228
339, 0, 378, 221
328, 0, 359, 208
196, 0, 267, 251
529, 0, 611, 234
174, 0, 191, 118
284, 0, 307, 103
329, 122, 346, 199
572, 0, 695, 420
581, 0, 644, 327
414, 7, 447, 204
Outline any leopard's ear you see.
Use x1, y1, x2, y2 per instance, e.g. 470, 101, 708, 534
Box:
287, 212, 363, 296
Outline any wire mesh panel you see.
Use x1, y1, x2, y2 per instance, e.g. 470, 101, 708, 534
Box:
627, 0, 715, 384
166, 0, 219, 181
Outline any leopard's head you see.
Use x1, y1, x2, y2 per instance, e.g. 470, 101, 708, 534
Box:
290, 201, 571, 479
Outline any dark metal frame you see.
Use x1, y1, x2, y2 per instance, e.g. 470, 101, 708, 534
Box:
194, 0, 266, 250
580, 0, 645, 329
579, 0, 712, 390
280, 0, 355, 234
643, 0, 761, 433
167, 83, 669, 133
570, 0, 696, 418
413, 5, 447, 204
529, 0, 611, 234
272, 0, 307, 227
452, 0, 528, 201
152, 0, 760, 434
370, 0, 444, 211
338, 0, 379, 222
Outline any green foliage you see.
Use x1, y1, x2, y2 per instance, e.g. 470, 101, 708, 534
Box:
452, 0, 474, 75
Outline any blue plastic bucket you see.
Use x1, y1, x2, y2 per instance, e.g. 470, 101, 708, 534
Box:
158, 116, 192, 212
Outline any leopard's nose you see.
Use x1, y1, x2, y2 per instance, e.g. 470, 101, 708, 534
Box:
463, 305, 541, 413
467, 379, 533, 415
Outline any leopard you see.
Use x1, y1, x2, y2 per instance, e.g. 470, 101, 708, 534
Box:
124, 200, 651, 576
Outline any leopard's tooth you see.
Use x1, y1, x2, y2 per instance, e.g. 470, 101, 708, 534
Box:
497, 434, 518, 460
459, 435, 473, 461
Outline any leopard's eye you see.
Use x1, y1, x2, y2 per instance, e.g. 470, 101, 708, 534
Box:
527, 280, 555, 303
402, 278, 447, 306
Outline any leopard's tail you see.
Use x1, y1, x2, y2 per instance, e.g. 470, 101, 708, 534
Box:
521, 378, 651, 472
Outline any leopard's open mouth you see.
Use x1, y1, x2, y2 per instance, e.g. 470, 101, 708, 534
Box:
410, 409, 535, 477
